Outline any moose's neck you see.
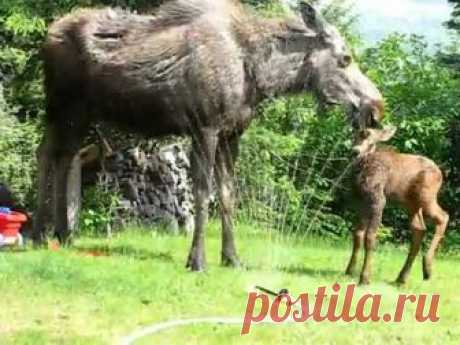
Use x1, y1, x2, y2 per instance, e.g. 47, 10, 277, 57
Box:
236, 17, 309, 101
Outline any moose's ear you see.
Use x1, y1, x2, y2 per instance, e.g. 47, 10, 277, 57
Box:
377, 125, 397, 142
285, 21, 318, 38
299, 1, 322, 30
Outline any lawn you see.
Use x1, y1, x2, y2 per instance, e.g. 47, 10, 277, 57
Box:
0, 221, 459, 345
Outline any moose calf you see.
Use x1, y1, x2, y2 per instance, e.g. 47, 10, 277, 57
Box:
345, 126, 449, 285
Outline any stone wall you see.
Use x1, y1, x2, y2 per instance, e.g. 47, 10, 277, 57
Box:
84, 140, 194, 233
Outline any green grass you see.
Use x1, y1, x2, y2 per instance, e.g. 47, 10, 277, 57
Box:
0, 221, 459, 344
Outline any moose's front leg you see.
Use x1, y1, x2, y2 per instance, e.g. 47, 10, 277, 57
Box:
54, 151, 77, 244
215, 135, 241, 267
186, 128, 219, 272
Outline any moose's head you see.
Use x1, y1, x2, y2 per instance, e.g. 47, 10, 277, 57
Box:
285, 2, 384, 130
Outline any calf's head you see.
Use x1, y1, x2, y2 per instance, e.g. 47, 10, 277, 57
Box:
352, 125, 397, 157
293, 2, 384, 129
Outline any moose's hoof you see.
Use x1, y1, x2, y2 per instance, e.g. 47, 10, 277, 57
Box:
186, 254, 206, 272
31, 236, 46, 248
55, 232, 72, 247
221, 254, 241, 268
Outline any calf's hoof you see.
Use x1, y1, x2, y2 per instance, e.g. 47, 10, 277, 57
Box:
345, 267, 354, 276
359, 276, 370, 285
394, 277, 407, 286
422, 257, 432, 280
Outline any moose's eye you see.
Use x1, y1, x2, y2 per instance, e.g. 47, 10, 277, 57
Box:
339, 54, 352, 68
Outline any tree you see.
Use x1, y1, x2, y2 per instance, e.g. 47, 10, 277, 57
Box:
446, 0, 460, 32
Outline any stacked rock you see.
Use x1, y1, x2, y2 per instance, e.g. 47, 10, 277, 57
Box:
95, 141, 194, 233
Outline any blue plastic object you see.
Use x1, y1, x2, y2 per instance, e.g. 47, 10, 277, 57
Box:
0, 207, 11, 214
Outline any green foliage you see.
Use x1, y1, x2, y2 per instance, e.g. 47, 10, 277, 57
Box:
0, 5, 46, 119
0, 84, 40, 206
79, 184, 121, 236
238, 96, 353, 237
446, 0, 460, 32
361, 34, 459, 120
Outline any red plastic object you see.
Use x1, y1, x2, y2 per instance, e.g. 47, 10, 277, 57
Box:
0, 212, 27, 237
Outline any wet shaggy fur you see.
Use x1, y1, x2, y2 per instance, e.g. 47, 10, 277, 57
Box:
35, 0, 384, 271
346, 145, 449, 285
45, 4, 248, 136
43, 1, 316, 138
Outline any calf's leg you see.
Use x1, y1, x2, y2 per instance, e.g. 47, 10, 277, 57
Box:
359, 191, 385, 285
396, 209, 425, 284
423, 203, 449, 280
345, 221, 366, 276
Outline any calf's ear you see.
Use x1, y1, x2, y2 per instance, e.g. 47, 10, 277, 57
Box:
377, 125, 397, 142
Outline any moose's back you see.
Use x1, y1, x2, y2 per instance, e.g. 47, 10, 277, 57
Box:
43, 2, 250, 136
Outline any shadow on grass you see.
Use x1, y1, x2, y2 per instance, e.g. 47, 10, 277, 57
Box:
278, 264, 343, 278
73, 243, 174, 262
0, 247, 28, 254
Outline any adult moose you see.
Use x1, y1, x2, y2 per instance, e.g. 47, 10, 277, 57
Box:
34, 0, 384, 271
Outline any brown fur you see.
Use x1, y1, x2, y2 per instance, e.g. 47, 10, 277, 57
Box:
346, 128, 449, 284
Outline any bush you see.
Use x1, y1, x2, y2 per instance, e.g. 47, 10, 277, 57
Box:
79, 184, 121, 236
237, 96, 353, 237
0, 83, 40, 207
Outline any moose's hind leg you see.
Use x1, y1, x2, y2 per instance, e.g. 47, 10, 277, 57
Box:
50, 104, 88, 244
215, 135, 241, 268
33, 131, 55, 244
54, 150, 79, 244
186, 128, 219, 272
